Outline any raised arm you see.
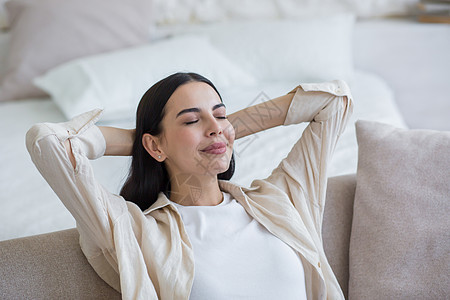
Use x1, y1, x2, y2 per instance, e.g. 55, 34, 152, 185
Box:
26, 109, 128, 258
260, 81, 353, 235
64, 126, 134, 168
98, 127, 135, 156
64, 92, 293, 162
227, 93, 295, 140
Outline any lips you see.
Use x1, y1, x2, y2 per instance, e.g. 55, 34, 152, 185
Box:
201, 142, 227, 154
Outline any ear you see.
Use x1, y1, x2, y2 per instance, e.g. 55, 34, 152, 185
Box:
142, 133, 166, 162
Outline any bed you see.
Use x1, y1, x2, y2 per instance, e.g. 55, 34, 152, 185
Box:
0, 0, 423, 241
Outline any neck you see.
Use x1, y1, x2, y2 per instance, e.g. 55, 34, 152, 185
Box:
169, 173, 223, 206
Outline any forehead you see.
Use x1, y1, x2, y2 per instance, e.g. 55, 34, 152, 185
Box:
165, 81, 222, 113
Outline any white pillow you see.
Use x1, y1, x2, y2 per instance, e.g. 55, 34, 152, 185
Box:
157, 14, 355, 83
34, 35, 257, 121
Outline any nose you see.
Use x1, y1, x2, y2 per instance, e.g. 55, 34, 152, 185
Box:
206, 117, 223, 137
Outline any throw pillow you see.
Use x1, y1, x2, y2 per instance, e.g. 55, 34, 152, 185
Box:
349, 120, 450, 299
0, 0, 153, 101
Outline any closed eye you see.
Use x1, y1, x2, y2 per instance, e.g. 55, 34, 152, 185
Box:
184, 115, 227, 125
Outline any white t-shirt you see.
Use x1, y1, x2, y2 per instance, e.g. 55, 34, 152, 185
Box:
170, 192, 307, 299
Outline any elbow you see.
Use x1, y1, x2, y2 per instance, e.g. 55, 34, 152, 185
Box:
26, 123, 76, 170
26, 124, 44, 155
333, 78, 354, 115
342, 95, 354, 116
25, 123, 55, 157
335, 80, 353, 105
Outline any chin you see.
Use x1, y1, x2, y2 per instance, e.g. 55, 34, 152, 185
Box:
212, 165, 230, 175
195, 151, 232, 176
207, 162, 230, 177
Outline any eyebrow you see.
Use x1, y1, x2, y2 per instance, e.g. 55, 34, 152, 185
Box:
176, 103, 226, 118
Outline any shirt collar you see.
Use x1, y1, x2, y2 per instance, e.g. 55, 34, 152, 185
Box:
142, 193, 173, 215
142, 180, 259, 215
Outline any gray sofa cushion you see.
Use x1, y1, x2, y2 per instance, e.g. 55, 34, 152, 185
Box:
323, 173, 357, 299
0, 229, 120, 299
350, 120, 450, 299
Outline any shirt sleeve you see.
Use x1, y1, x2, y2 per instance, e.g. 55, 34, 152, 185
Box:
26, 109, 127, 257
264, 80, 354, 235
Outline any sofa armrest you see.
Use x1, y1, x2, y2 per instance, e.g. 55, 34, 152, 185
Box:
0, 228, 120, 299
322, 173, 357, 299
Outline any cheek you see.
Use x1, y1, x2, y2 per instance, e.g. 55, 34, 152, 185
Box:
168, 129, 200, 150
224, 121, 235, 144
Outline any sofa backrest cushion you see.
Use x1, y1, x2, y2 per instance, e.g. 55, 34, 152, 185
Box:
0, 228, 120, 299
322, 173, 356, 299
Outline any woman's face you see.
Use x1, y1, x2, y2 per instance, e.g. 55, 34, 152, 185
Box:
157, 81, 235, 179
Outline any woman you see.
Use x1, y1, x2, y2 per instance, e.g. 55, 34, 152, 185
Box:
27, 72, 353, 299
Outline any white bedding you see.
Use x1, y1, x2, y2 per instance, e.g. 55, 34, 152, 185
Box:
0, 69, 406, 241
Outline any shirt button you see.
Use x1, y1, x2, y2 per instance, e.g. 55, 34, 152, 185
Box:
318, 262, 321, 268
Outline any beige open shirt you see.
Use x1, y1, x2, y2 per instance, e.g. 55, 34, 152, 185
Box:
26, 80, 353, 300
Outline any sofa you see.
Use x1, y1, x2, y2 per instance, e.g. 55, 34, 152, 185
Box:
1, 120, 450, 299
0, 174, 354, 300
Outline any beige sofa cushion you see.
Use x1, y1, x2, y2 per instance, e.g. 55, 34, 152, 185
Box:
322, 174, 357, 299
0, 229, 120, 299
349, 120, 450, 299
